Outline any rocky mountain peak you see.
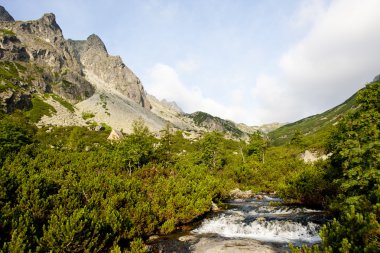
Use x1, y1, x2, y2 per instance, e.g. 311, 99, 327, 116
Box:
0, 6, 14, 22
70, 34, 151, 109
39, 13, 61, 32
86, 34, 107, 53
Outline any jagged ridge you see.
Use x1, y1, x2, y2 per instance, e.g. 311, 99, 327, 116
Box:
0, 6, 275, 137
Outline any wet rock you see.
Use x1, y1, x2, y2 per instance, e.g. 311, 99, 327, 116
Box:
148, 235, 160, 241
190, 237, 280, 253
178, 235, 197, 242
147, 238, 191, 253
256, 194, 264, 200
256, 217, 266, 222
230, 188, 253, 199
211, 201, 220, 212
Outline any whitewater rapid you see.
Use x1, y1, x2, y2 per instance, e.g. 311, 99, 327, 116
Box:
147, 196, 329, 252
192, 196, 326, 247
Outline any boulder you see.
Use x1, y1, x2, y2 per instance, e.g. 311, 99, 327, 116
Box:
107, 129, 123, 141
301, 150, 331, 163
211, 201, 220, 212
229, 188, 253, 199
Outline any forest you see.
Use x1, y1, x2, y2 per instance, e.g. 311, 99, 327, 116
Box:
0, 81, 379, 252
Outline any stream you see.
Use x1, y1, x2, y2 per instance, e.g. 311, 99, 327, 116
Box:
148, 196, 330, 253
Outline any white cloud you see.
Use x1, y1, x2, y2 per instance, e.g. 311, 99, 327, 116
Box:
250, 75, 296, 123
252, 0, 380, 123
146, 0, 380, 125
145, 63, 252, 123
231, 88, 245, 104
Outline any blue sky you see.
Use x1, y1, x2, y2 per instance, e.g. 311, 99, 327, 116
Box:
3, 0, 380, 125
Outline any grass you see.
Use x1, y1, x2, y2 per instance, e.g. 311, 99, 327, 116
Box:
0, 61, 21, 80
0, 29, 15, 36
268, 92, 358, 147
0, 81, 19, 92
100, 122, 112, 132
82, 111, 95, 120
25, 96, 57, 123
49, 94, 75, 112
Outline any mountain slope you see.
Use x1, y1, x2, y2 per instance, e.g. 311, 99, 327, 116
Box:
0, 6, 276, 137
0, 8, 168, 133
268, 91, 359, 147
187, 111, 245, 137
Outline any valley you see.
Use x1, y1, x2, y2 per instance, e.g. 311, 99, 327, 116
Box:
0, 5, 379, 253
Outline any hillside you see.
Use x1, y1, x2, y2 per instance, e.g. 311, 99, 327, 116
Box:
187, 111, 245, 137
268, 90, 359, 148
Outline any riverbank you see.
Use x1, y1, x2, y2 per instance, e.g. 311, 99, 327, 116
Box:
147, 233, 284, 253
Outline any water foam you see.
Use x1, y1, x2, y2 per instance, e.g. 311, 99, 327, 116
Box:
263, 196, 282, 202
193, 213, 321, 244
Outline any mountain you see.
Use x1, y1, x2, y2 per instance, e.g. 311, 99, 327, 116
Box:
0, 6, 14, 22
0, 6, 279, 137
268, 74, 380, 147
187, 111, 245, 137
268, 90, 359, 148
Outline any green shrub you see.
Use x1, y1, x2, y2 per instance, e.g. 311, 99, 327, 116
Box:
279, 163, 328, 206
0, 29, 15, 36
129, 238, 147, 253
0, 115, 34, 161
50, 93, 75, 112
82, 111, 95, 120
25, 96, 56, 122
160, 219, 176, 234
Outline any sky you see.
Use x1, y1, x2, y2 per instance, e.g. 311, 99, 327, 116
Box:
2, 0, 380, 125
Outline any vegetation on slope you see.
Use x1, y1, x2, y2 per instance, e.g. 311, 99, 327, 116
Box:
0, 111, 312, 252
0, 59, 89, 116
269, 92, 358, 149
286, 81, 380, 252
318, 81, 380, 252
188, 111, 244, 137
0, 56, 378, 252
25, 96, 56, 122
48, 93, 75, 112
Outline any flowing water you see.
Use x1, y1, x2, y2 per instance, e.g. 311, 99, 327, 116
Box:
193, 196, 328, 247
148, 196, 330, 252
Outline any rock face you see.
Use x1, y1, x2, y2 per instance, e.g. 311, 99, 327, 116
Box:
0, 88, 31, 113
188, 111, 246, 138
0, 6, 267, 136
0, 11, 94, 106
69, 35, 151, 109
0, 6, 14, 22
0, 6, 149, 110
